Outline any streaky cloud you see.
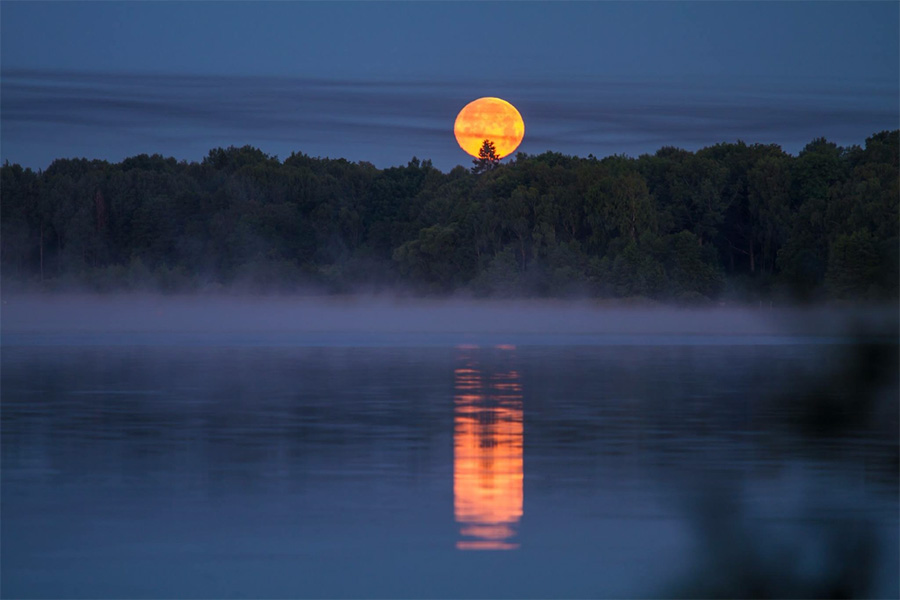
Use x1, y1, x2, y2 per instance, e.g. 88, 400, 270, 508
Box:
1, 69, 897, 170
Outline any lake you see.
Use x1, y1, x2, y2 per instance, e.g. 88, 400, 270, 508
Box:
2, 296, 898, 598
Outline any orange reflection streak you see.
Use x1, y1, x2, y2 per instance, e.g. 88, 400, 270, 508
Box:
453, 351, 523, 551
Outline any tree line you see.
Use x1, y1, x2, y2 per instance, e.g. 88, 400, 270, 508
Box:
1, 130, 897, 302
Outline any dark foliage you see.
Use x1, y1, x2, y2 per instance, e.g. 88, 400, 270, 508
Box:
2, 131, 897, 300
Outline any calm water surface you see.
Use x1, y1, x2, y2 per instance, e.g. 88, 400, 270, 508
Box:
2, 334, 898, 598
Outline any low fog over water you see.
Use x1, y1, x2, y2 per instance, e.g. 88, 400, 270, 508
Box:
3, 294, 896, 342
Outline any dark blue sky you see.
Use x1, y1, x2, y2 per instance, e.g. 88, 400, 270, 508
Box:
2, 1, 897, 172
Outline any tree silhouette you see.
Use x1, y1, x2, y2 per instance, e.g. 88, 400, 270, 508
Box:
0, 130, 896, 300
472, 139, 501, 174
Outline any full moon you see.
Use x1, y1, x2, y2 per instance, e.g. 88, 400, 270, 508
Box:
454, 97, 525, 160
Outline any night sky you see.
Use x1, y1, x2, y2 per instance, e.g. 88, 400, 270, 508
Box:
2, 1, 897, 172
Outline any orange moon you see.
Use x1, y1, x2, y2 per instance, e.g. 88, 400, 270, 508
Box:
454, 97, 525, 159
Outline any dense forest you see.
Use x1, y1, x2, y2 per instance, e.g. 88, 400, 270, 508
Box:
1, 131, 897, 302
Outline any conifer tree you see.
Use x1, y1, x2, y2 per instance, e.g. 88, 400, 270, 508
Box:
472, 139, 501, 174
